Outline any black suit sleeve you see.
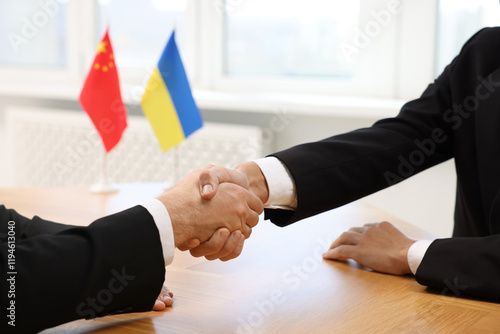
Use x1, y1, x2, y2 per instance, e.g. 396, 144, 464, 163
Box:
265, 61, 456, 226
263, 27, 500, 303
264, 28, 488, 227
416, 236, 500, 301
0, 205, 166, 333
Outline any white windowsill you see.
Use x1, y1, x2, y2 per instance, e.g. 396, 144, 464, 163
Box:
0, 85, 406, 120
193, 90, 405, 119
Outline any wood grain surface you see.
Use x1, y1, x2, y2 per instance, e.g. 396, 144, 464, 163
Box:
1, 184, 499, 334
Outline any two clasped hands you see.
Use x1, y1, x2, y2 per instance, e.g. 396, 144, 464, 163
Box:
152, 161, 416, 310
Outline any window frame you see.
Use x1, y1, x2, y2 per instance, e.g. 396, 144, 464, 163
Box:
0, 1, 95, 99
0, 0, 442, 103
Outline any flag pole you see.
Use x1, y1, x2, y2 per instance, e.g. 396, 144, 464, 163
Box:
91, 151, 118, 193
162, 146, 177, 191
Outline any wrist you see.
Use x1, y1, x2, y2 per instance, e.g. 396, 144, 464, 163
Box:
156, 192, 192, 248
236, 162, 269, 203
400, 240, 416, 275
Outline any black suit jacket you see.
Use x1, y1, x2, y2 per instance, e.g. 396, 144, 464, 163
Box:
265, 27, 500, 302
0, 205, 165, 333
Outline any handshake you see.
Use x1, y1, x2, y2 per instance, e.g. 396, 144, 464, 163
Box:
156, 162, 269, 261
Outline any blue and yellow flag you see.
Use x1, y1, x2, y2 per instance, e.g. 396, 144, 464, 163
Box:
141, 31, 203, 152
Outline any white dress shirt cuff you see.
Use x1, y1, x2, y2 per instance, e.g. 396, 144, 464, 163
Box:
407, 240, 434, 275
141, 199, 175, 266
253, 157, 297, 209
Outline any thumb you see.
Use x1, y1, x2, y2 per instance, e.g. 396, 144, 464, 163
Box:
199, 165, 249, 199
199, 169, 219, 199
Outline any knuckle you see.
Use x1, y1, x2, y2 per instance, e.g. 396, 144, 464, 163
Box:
199, 170, 211, 181
339, 232, 350, 240
233, 186, 246, 197
379, 221, 391, 228
247, 214, 259, 228
241, 226, 252, 238
235, 205, 247, 218
256, 201, 264, 214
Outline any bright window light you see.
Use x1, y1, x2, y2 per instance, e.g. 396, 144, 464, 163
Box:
99, 0, 188, 67
224, 0, 360, 78
0, 0, 67, 68
436, 0, 500, 74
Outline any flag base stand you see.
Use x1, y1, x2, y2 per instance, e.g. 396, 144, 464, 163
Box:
90, 182, 118, 194
90, 152, 118, 194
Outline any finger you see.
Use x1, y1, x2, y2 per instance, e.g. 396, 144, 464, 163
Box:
177, 238, 201, 251
328, 231, 363, 250
205, 230, 243, 261
189, 228, 231, 257
348, 227, 367, 234
241, 224, 252, 239
246, 190, 264, 215
323, 245, 358, 261
153, 300, 166, 311
163, 285, 174, 298
199, 166, 219, 200
199, 166, 250, 200
245, 209, 260, 229
153, 285, 174, 311
220, 233, 245, 261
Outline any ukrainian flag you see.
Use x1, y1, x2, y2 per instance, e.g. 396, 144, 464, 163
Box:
141, 31, 203, 152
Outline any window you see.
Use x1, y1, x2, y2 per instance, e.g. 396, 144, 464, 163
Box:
436, 0, 500, 75
5, 0, 482, 102
0, 0, 86, 96
99, 0, 188, 67
224, 0, 358, 79
0, 0, 67, 68
212, 0, 401, 97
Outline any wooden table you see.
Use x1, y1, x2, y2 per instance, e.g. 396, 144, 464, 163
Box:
2, 184, 499, 333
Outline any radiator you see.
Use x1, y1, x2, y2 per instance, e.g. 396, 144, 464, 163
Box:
6, 108, 264, 187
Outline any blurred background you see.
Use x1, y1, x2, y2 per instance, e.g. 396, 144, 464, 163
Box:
0, 0, 498, 237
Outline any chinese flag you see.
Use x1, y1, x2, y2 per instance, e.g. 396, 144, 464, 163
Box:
79, 30, 127, 152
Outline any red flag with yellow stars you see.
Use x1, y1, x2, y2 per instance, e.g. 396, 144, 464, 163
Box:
79, 30, 127, 152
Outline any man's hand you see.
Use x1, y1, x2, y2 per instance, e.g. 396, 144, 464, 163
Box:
200, 162, 269, 203
156, 166, 263, 248
176, 165, 253, 252
189, 228, 245, 261
152, 285, 174, 311
180, 163, 269, 261
323, 222, 416, 275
